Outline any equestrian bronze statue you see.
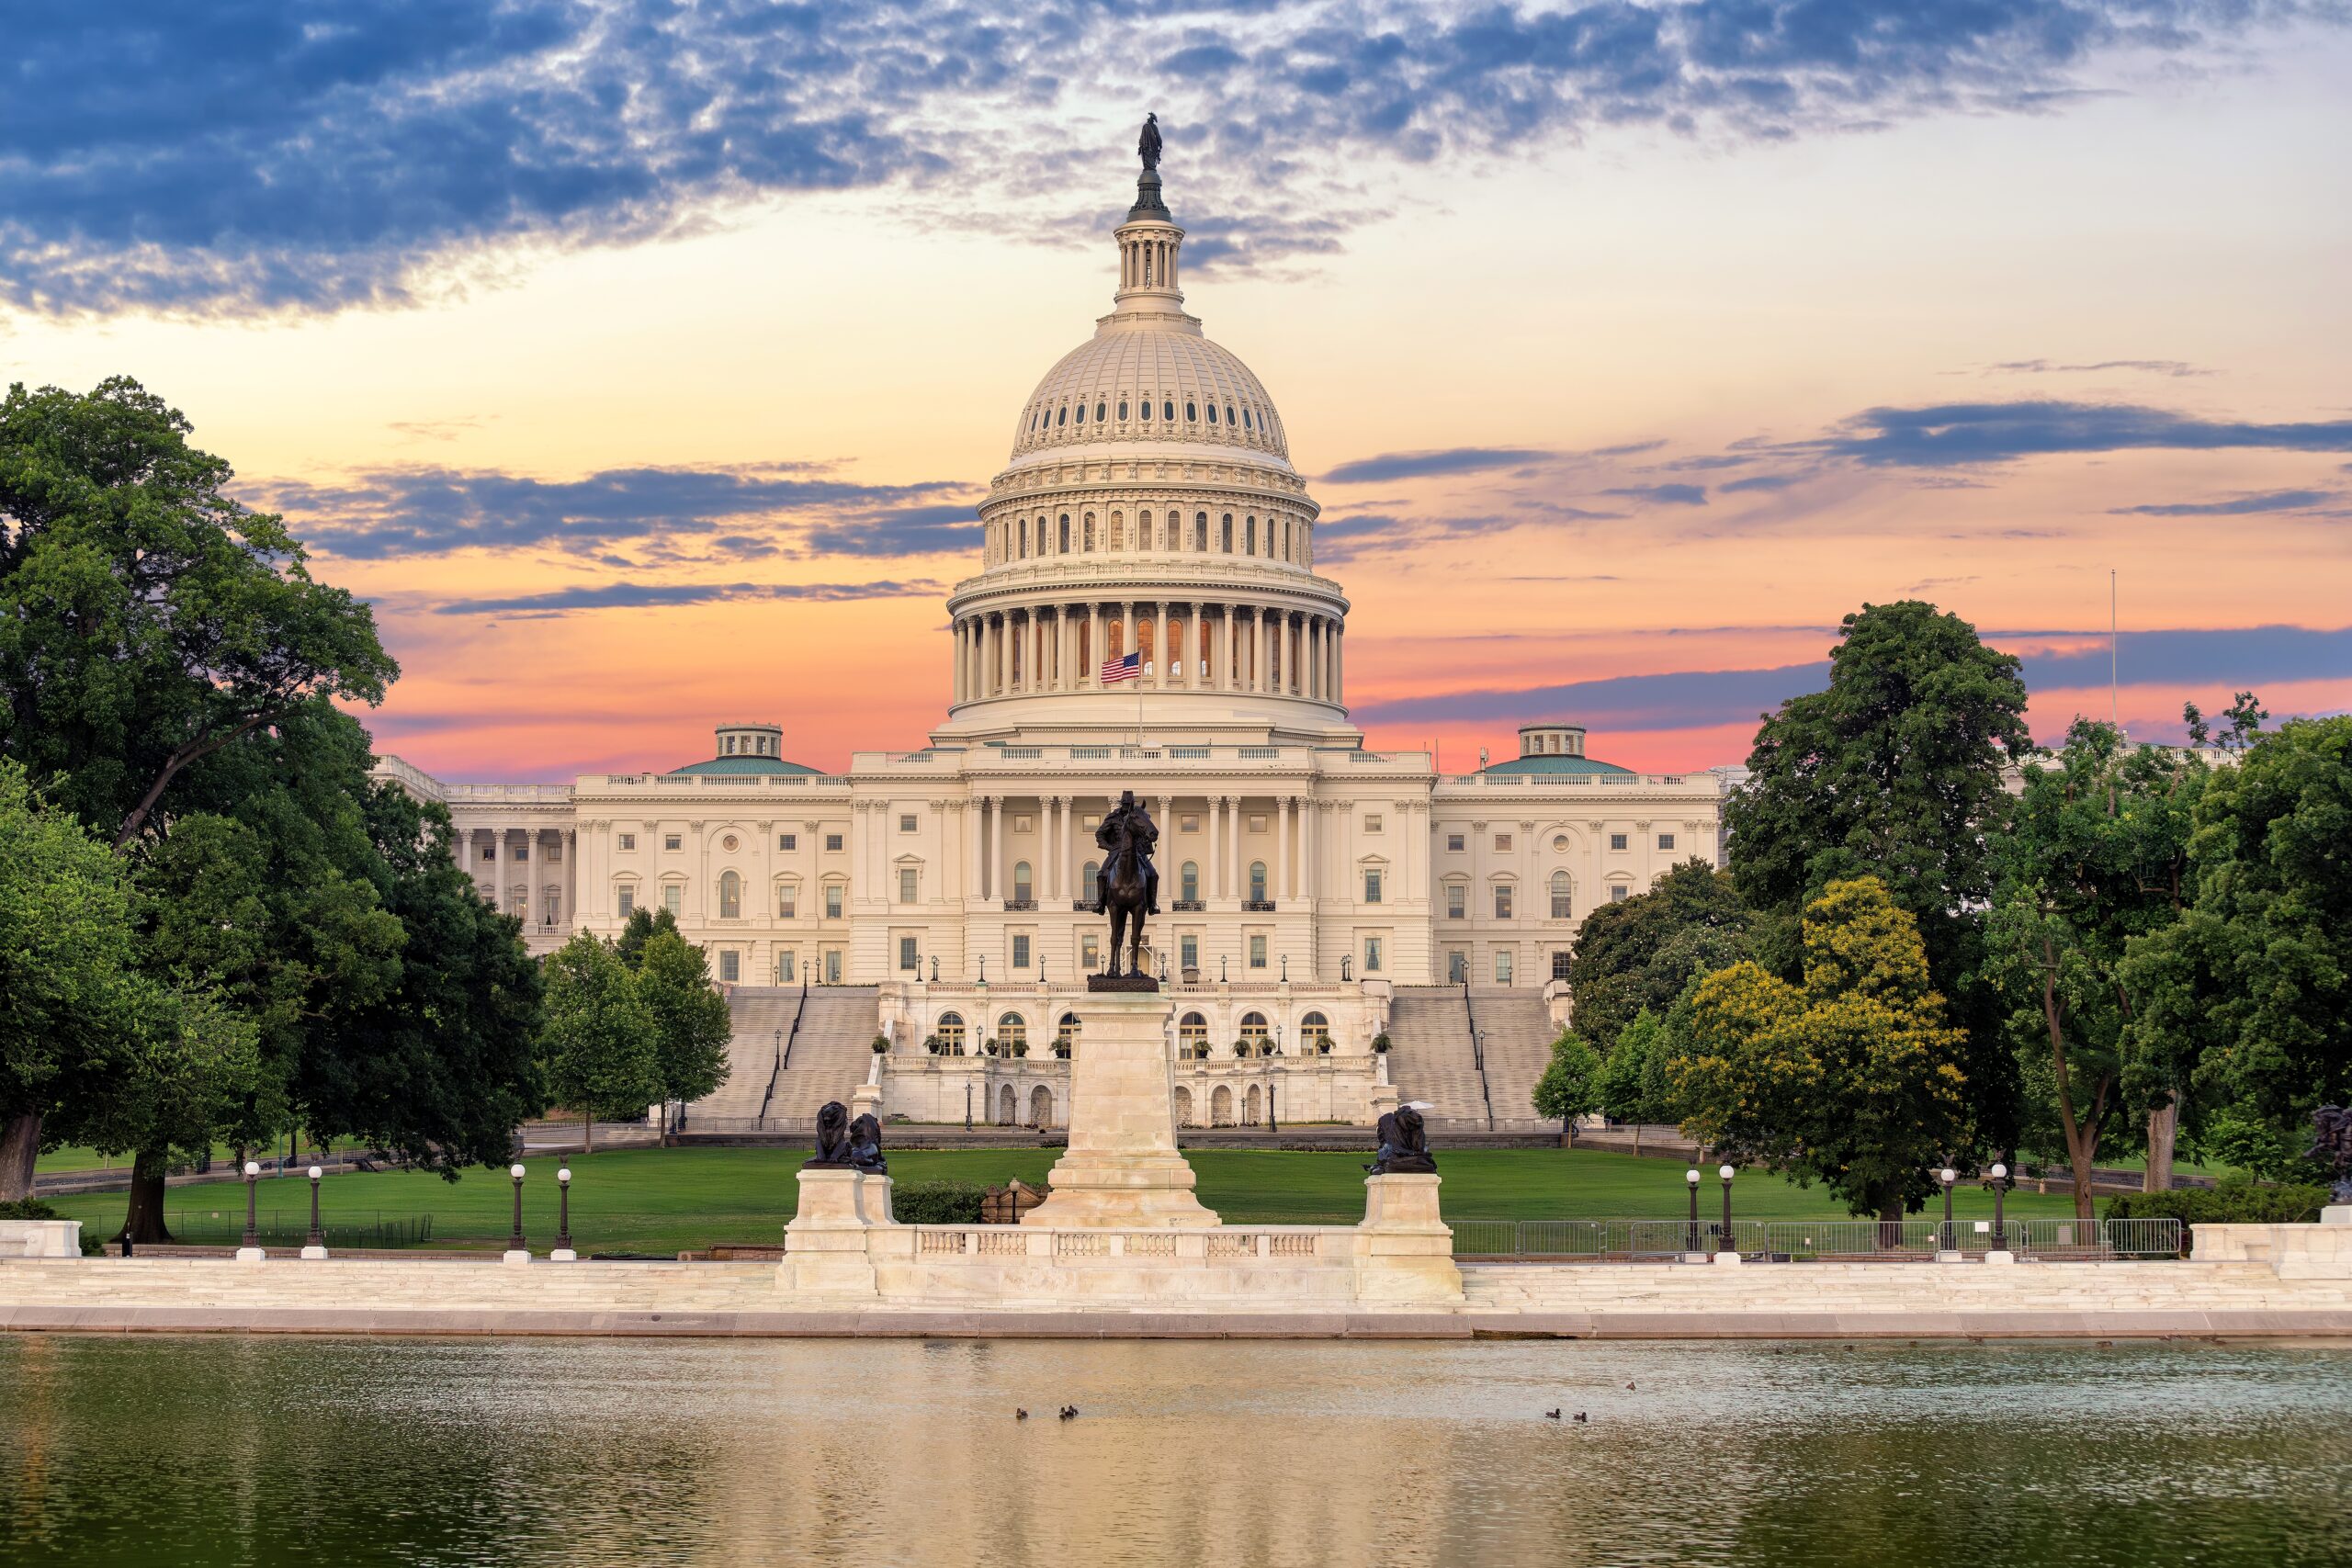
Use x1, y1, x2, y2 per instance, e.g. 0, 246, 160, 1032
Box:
1093, 789, 1160, 982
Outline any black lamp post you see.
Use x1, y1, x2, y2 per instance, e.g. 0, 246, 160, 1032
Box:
303, 1164, 325, 1258
1685, 1168, 1702, 1257
554, 1167, 575, 1261
978, 956, 988, 984
506, 1162, 528, 1261
964, 1080, 973, 1131
1718, 1163, 1736, 1258
1220, 953, 1228, 983
1990, 1161, 2010, 1250
242, 1159, 262, 1257
1280, 953, 1288, 982
1939, 1165, 1958, 1254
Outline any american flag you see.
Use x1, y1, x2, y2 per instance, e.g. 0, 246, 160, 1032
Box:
1101, 650, 1142, 683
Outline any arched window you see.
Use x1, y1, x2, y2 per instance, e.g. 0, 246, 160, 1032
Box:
1242, 407, 1252, 430
1239, 1010, 1270, 1054
1056, 1012, 1079, 1058
1139, 398, 1152, 421
997, 1012, 1027, 1053
936, 1011, 967, 1055
1118, 399, 1128, 420
1300, 1011, 1330, 1054
1163, 400, 1175, 421
1249, 861, 1268, 901
1221, 513, 1234, 552
1206, 402, 1217, 424
1056, 405, 1067, 425
1180, 862, 1199, 901
718, 870, 741, 919
1074, 401, 1085, 424
1012, 862, 1033, 903
1083, 860, 1101, 900
1094, 400, 1105, 422
1059, 514, 1070, 552
1018, 520, 1029, 558
1185, 400, 1197, 422
1193, 512, 1207, 550
1084, 514, 1097, 550
1226, 403, 1237, 427
1112, 513, 1125, 550
1551, 870, 1574, 919
1180, 1011, 1210, 1057
1245, 516, 1257, 554
1138, 511, 1153, 550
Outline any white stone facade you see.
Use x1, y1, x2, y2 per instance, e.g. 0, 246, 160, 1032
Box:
375, 162, 1724, 1112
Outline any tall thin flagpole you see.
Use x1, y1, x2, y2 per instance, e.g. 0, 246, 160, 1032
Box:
2110, 569, 2120, 735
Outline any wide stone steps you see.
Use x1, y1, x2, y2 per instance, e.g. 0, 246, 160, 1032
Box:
1383, 987, 1490, 1127
1466, 988, 1557, 1130
766, 987, 882, 1124
688, 988, 803, 1120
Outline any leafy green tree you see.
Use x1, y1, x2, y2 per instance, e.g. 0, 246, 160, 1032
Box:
1721, 600, 2030, 1156
615, 905, 682, 970
0, 377, 396, 1171
1596, 1008, 1679, 1131
634, 929, 733, 1121
1984, 718, 2210, 1214
2122, 716, 2352, 1145
1672, 877, 1971, 1222
0, 763, 149, 1199
1531, 1032, 1603, 1134
1565, 861, 1748, 1053
538, 934, 663, 1152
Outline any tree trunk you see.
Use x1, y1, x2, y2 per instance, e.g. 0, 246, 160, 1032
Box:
118, 1150, 176, 1245
0, 1111, 40, 1202
1876, 1188, 1904, 1250
2041, 938, 2104, 1221
582, 1111, 593, 1155
2144, 1100, 2177, 1193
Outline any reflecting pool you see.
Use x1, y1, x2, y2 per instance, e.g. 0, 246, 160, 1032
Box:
5, 1336, 2350, 1566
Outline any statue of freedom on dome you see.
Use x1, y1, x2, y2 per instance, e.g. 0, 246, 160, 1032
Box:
1138, 112, 1162, 172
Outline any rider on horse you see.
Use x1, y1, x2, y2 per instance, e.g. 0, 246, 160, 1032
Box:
1094, 790, 1160, 915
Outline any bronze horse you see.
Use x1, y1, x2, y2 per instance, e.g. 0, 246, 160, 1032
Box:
1094, 790, 1159, 978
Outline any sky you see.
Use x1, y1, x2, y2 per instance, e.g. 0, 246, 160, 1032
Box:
5, 0, 2348, 782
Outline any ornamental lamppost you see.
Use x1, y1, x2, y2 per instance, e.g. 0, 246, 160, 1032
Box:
300, 1165, 328, 1259
1716, 1164, 1739, 1265
1987, 1161, 2016, 1264
1684, 1168, 1702, 1260
1937, 1165, 1960, 1259
965, 1080, 974, 1131
503, 1163, 530, 1265
552, 1167, 577, 1262
236, 1159, 265, 1263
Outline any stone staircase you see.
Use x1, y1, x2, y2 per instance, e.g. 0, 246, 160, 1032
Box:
1384, 987, 1491, 1129
684, 986, 880, 1129
1467, 988, 1561, 1133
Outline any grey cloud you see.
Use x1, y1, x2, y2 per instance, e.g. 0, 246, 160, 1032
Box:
2109, 489, 2335, 517
432, 580, 942, 616
1322, 447, 1552, 484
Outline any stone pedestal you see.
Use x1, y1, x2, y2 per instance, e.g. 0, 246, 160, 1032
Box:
300, 1244, 329, 1260
2323, 1205, 2352, 1226
1, 1220, 81, 1258
1354, 1174, 1464, 1303
1984, 1250, 2018, 1265
851, 1082, 885, 1121
1711, 1248, 1744, 1268
501, 1249, 530, 1266
1023, 993, 1218, 1229
235, 1247, 266, 1264
784, 1169, 895, 1293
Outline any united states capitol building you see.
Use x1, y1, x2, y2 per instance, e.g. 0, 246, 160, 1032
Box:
378, 153, 1725, 1132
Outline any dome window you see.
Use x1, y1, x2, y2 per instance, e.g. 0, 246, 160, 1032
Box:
1074, 403, 1085, 424
1163, 400, 1175, 421
1206, 403, 1218, 424
1242, 408, 1252, 430
1118, 400, 1128, 420
1185, 400, 1197, 422
1139, 400, 1152, 421
1094, 400, 1106, 422
1226, 403, 1237, 427
1057, 406, 1067, 426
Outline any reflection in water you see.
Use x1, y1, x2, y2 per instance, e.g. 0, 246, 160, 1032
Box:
4, 1336, 2351, 1567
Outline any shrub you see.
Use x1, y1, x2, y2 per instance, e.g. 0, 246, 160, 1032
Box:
890, 1179, 988, 1225
1372, 1033, 1392, 1053
2105, 1179, 2330, 1248
0, 1198, 62, 1221
871, 1035, 889, 1054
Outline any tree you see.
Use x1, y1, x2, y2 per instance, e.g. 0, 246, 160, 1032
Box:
1721, 600, 2030, 1156
2122, 716, 2352, 1147
614, 905, 681, 970
0, 377, 396, 1168
538, 934, 663, 1152
1531, 1032, 1603, 1136
1596, 1009, 1679, 1132
633, 929, 733, 1123
0, 763, 147, 1199
1566, 860, 1748, 1052
1672, 877, 1971, 1223
1984, 718, 2210, 1215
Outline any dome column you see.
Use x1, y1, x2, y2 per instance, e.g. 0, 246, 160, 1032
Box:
1155, 603, 1171, 690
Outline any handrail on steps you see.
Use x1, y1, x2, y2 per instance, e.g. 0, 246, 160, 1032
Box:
755, 973, 811, 1129
1461, 978, 1496, 1132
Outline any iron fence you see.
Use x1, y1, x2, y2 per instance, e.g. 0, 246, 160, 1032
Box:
1438, 1216, 2182, 1261
155, 1211, 436, 1249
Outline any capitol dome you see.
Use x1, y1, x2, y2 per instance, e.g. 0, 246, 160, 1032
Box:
1009, 326, 1291, 464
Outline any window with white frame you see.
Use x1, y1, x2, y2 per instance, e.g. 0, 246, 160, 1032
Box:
900, 814, 918, 833
1363, 935, 1385, 973
1550, 870, 1573, 919
825, 832, 844, 852
1494, 883, 1514, 919
719, 950, 740, 983
1495, 950, 1514, 985
617, 833, 636, 852
662, 885, 682, 917
1658, 832, 1676, 852
899, 936, 919, 972
719, 870, 741, 919
663, 834, 682, 852
1446, 883, 1466, 919
1180, 934, 1198, 970
1551, 950, 1573, 980
1363, 813, 1383, 833
1012, 934, 1031, 968
1250, 935, 1268, 969
1363, 867, 1384, 903
616, 885, 636, 919
776, 951, 797, 984
1494, 832, 1512, 852
1447, 833, 1464, 852
1610, 886, 1630, 903
778, 883, 797, 918
824, 885, 843, 919
1611, 832, 1628, 852
899, 867, 918, 904
778, 832, 797, 851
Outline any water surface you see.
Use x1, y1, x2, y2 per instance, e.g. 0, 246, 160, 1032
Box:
5, 1336, 2348, 1566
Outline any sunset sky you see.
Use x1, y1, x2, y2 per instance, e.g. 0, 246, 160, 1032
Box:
6, 2, 2348, 781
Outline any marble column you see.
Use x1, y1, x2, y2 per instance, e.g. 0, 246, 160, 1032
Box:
1277, 796, 1292, 900
1122, 602, 1136, 666
1255, 610, 1271, 694
1087, 603, 1102, 686
967, 795, 984, 899
1221, 605, 1237, 691
1155, 602, 1171, 689
1206, 794, 1223, 900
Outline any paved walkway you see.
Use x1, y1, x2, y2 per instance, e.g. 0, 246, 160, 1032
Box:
7, 1257, 2350, 1340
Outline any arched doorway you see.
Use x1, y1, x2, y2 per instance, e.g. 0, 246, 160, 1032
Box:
997, 1084, 1016, 1125
1300, 1011, 1330, 1055
935, 1011, 966, 1055
1210, 1085, 1235, 1126
1173, 1086, 1193, 1126
1178, 1011, 1209, 1058
1245, 1084, 1262, 1126
1029, 1084, 1054, 1127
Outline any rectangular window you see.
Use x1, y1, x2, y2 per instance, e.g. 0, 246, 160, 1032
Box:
1611, 886, 1630, 903
1446, 885, 1466, 919
514, 842, 529, 863
1181, 934, 1199, 970
481, 843, 496, 862
1364, 814, 1383, 833
899, 936, 919, 972
778, 833, 797, 852
1552, 950, 1573, 980
1082, 933, 1101, 970
1363, 868, 1384, 904
1181, 814, 1199, 833
1493, 833, 1511, 852
824, 886, 843, 919
1250, 815, 1266, 833
825, 833, 844, 852
824, 950, 842, 984
1495, 884, 1514, 919
1363, 936, 1384, 973
1447, 951, 1467, 984
616, 885, 636, 919
617, 833, 636, 852
1012, 935, 1031, 969
777, 951, 797, 984
1495, 951, 1514, 986
719, 950, 741, 983
1013, 815, 1032, 833
778, 885, 797, 918
1446, 834, 1464, 852
544, 839, 562, 863
1611, 833, 1629, 852
1658, 833, 1676, 852
664, 834, 683, 852
1250, 935, 1268, 969
898, 868, 919, 904
662, 885, 682, 917
899, 814, 918, 833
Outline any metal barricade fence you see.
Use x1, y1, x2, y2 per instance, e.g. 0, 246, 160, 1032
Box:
1441, 1216, 2183, 1261
2016, 1216, 2183, 1259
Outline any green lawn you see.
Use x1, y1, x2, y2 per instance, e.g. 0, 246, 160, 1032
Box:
45, 1145, 2083, 1255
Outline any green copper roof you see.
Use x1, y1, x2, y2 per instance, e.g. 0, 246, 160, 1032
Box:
1481, 754, 1635, 776
664, 755, 822, 777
